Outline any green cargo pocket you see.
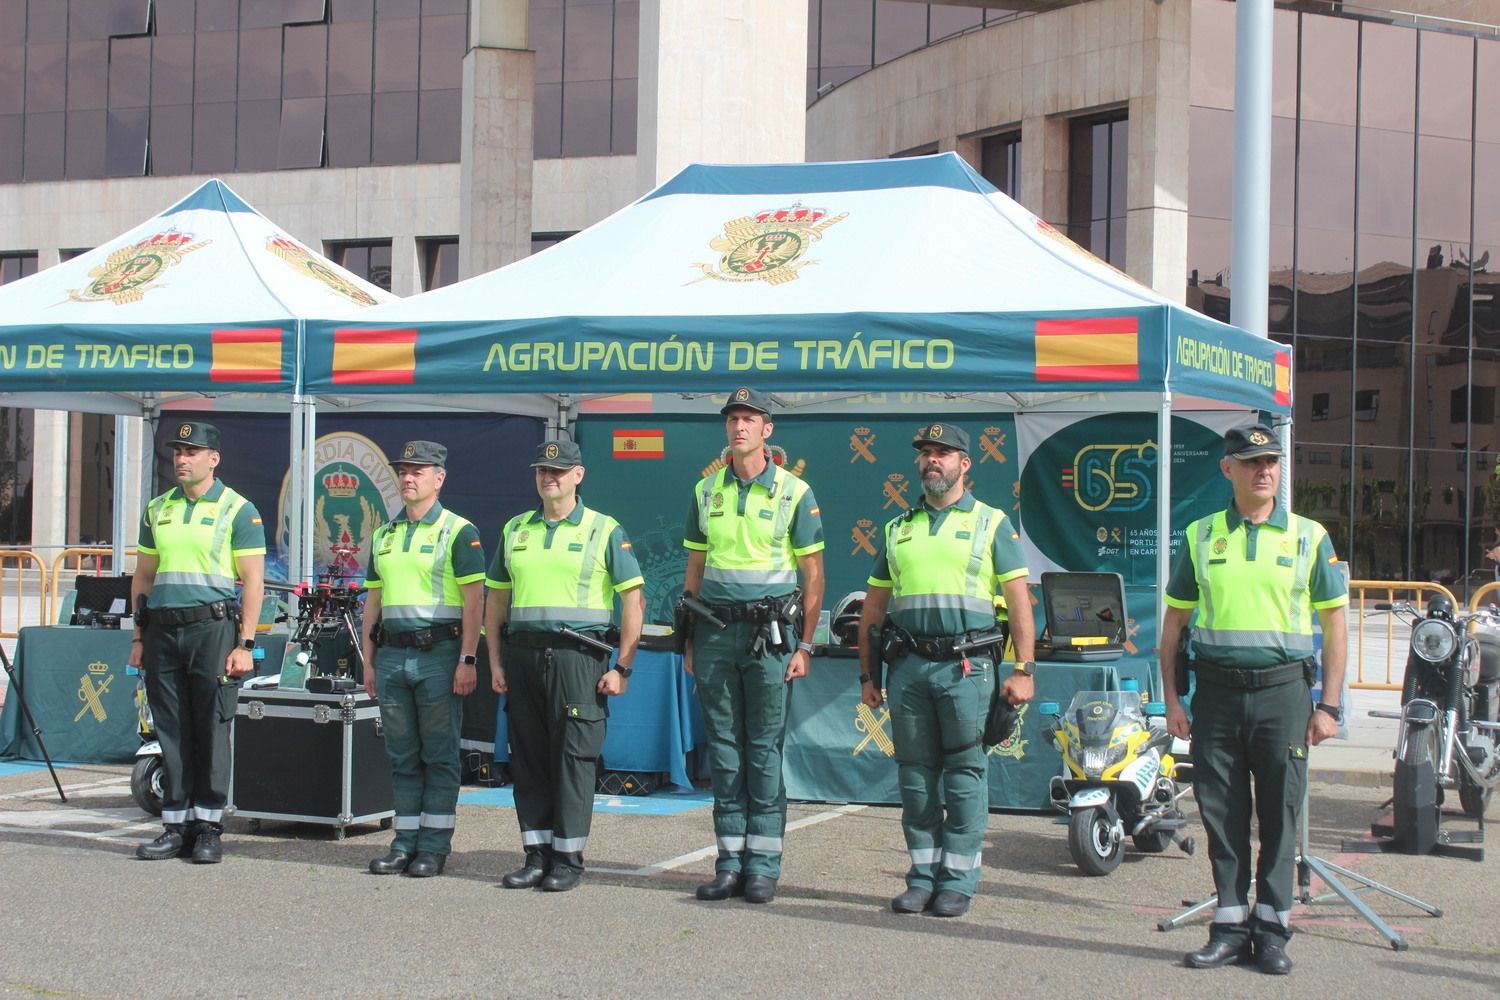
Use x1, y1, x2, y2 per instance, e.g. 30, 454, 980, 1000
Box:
562, 701, 608, 761
216, 681, 240, 723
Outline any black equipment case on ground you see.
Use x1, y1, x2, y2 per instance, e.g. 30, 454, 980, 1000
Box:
229, 689, 394, 839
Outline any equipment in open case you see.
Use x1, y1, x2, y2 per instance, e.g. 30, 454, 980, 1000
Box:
228, 688, 394, 839
1036, 571, 1128, 662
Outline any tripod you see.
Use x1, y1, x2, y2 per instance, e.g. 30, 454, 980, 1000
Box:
1157, 779, 1439, 951
0, 642, 67, 803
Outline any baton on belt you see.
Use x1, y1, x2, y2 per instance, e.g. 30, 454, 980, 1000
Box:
680, 594, 727, 631
559, 626, 615, 655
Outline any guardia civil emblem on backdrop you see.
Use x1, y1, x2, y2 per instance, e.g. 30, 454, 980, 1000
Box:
276, 432, 401, 580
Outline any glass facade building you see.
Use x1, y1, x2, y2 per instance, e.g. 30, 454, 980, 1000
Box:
1186, 0, 1500, 592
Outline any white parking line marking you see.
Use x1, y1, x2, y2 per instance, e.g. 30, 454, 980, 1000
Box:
596, 803, 869, 876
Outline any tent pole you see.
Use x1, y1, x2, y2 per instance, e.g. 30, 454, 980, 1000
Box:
111, 414, 129, 573
1155, 391, 1173, 702
300, 401, 317, 583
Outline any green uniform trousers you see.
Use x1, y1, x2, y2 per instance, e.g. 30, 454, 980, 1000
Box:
374, 638, 462, 856
1191, 675, 1311, 946
503, 641, 610, 874
887, 651, 996, 897
693, 621, 791, 879
141, 614, 239, 831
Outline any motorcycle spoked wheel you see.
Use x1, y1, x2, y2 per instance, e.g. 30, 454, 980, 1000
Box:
1068, 803, 1124, 875
130, 756, 164, 817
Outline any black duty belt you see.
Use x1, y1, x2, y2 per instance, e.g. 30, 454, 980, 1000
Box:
703, 601, 762, 623
501, 629, 612, 653
150, 600, 238, 629
907, 630, 1007, 661
384, 622, 462, 650
1191, 658, 1313, 690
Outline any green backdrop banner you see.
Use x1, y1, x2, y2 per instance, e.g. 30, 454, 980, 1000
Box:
577, 412, 1021, 626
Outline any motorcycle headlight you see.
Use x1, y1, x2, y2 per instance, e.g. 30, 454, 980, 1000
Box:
1411, 618, 1458, 663
1080, 739, 1128, 775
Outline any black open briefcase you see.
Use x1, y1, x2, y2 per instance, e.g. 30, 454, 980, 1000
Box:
228, 688, 394, 839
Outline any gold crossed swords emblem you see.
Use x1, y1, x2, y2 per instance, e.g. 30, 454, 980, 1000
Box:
849, 427, 876, 464
75, 671, 113, 723
854, 701, 894, 756
850, 518, 877, 556
882, 474, 909, 510
978, 427, 1006, 465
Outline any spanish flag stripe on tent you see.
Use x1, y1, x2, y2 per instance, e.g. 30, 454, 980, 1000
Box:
210, 328, 282, 382
1034, 317, 1138, 381
332, 329, 417, 385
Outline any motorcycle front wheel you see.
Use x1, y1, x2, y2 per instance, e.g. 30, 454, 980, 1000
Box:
1068, 804, 1123, 875
130, 756, 164, 817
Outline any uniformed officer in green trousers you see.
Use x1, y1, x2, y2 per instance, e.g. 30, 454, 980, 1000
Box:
857, 422, 1034, 918
684, 387, 825, 905
1160, 424, 1348, 976
361, 441, 485, 878
130, 420, 266, 864
485, 439, 645, 893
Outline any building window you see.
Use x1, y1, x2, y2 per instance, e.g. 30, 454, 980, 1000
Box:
531, 231, 577, 256
1355, 389, 1379, 421
1309, 450, 1333, 465
1067, 112, 1128, 269
0, 253, 39, 284
1311, 392, 1330, 420
533, 0, 639, 159
979, 130, 1021, 199
328, 240, 393, 291
422, 237, 459, 290
1452, 385, 1496, 425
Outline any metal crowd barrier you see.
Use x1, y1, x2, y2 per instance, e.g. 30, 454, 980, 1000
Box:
0, 550, 48, 639
48, 547, 137, 627
1469, 581, 1500, 610
1346, 580, 1457, 690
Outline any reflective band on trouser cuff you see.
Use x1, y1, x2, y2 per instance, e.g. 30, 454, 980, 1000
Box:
382, 605, 464, 623
154, 571, 237, 589
190, 806, 224, 822
522, 828, 554, 846
552, 835, 588, 853
889, 593, 995, 616
908, 847, 942, 865
717, 836, 747, 852
420, 812, 456, 829
702, 567, 799, 587
1255, 903, 1290, 928
393, 815, 421, 831
509, 606, 613, 624
745, 834, 783, 851
1214, 905, 1251, 923
941, 850, 983, 871
162, 809, 189, 824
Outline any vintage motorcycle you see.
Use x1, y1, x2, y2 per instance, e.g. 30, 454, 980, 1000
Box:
1039, 680, 1194, 875
1366, 597, 1500, 857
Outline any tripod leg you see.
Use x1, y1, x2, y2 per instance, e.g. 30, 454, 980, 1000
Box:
0, 644, 67, 803
1307, 856, 1442, 917
1157, 893, 1219, 932
1299, 855, 1412, 951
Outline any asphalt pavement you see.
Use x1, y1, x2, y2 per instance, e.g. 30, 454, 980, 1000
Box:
0, 699, 1496, 1000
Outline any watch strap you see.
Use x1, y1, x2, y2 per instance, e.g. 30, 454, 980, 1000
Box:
459, 654, 477, 666
1315, 701, 1342, 722
615, 664, 633, 678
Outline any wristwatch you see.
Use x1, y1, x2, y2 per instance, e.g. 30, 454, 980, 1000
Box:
614, 663, 634, 679
1013, 659, 1035, 677
797, 641, 815, 655
459, 654, 477, 666
239, 637, 257, 651
858, 673, 873, 684
1315, 701, 1342, 723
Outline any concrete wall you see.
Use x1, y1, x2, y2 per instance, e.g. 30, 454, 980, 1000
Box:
806, 0, 1191, 301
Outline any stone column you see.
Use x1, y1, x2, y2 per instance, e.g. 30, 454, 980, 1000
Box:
636, 1, 808, 194
31, 410, 68, 557
459, 0, 534, 279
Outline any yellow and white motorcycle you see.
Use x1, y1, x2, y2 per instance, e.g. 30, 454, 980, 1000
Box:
1039, 682, 1194, 875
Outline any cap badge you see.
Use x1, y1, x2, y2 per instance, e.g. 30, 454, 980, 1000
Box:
1248, 430, 1269, 446
545, 443, 559, 460
178, 424, 192, 439
734, 388, 749, 402
402, 443, 416, 458
930, 424, 943, 440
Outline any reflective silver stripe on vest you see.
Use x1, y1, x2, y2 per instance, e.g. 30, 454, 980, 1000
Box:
154, 571, 237, 589
509, 606, 613, 624
427, 512, 456, 604
575, 512, 607, 607
941, 849, 983, 871
1194, 516, 1218, 626
964, 506, 995, 601
382, 605, 464, 622
1288, 516, 1315, 636
769, 468, 796, 542
210, 491, 245, 567
697, 478, 717, 537
890, 593, 995, 616
702, 566, 798, 588
1194, 627, 1315, 652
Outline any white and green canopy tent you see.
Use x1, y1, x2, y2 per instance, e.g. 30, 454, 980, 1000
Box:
302, 153, 1291, 611
0, 179, 394, 576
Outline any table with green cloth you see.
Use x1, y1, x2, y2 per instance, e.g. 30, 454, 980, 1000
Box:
783, 653, 1156, 810
0, 626, 286, 763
